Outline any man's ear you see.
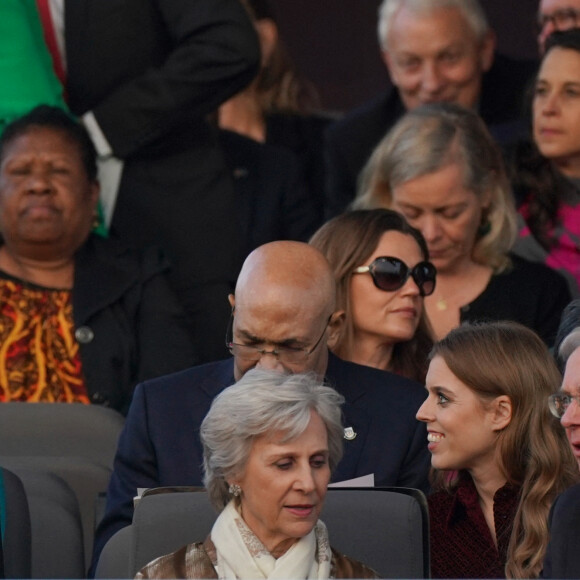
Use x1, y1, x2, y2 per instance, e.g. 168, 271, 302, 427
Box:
490, 395, 512, 432
228, 294, 235, 310
479, 30, 496, 73
326, 311, 345, 350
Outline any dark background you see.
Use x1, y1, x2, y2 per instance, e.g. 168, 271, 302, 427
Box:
272, 0, 539, 112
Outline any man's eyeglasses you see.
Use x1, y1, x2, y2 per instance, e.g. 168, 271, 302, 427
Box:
353, 256, 437, 297
538, 8, 580, 33
225, 315, 331, 364
548, 393, 580, 418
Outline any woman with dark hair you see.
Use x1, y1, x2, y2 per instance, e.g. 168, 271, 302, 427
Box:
511, 29, 580, 296
355, 102, 571, 345
0, 105, 195, 413
417, 321, 578, 578
310, 209, 435, 382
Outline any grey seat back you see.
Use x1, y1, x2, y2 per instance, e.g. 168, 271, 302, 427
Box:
0, 403, 125, 468
94, 526, 133, 579
97, 486, 430, 579
131, 488, 215, 576
14, 469, 85, 579
0, 402, 125, 568
0, 467, 32, 579
321, 487, 430, 578
1, 456, 111, 567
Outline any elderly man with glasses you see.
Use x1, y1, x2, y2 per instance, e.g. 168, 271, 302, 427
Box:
538, 0, 580, 53
548, 299, 580, 468
89, 240, 430, 575
538, 299, 580, 578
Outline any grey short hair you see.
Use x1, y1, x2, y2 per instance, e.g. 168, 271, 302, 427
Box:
377, 0, 490, 50
560, 330, 580, 366
201, 369, 345, 511
555, 299, 580, 369
354, 102, 517, 272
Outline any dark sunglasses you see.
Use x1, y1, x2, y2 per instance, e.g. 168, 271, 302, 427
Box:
353, 256, 436, 296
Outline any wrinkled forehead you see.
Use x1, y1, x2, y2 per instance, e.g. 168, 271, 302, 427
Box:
235, 283, 329, 324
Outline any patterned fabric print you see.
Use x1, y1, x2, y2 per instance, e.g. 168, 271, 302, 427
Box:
234, 517, 272, 559
0, 276, 88, 403
315, 521, 331, 564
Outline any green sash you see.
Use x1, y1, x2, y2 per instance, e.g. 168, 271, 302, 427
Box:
0, 0, 66, 132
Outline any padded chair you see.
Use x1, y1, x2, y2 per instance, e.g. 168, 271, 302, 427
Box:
94, 527, 133, 579
0, 403, 125, 469
14, 468, 85, 579
322, 487, 430, 578
0, 467, 32, 579
0, 403, 125, 567
1, 456, 112, 567
96, 486, 430, 579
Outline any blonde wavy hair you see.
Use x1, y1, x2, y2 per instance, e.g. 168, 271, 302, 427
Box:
430, 321, 578, 578
354, 103, 517, 272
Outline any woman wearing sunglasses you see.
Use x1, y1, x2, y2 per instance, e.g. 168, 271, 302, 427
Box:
418, 321, 577, 578
310, 209, 435, 382
354, 102, 570, 345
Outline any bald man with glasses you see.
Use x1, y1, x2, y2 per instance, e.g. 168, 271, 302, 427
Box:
90, 240, 430, 575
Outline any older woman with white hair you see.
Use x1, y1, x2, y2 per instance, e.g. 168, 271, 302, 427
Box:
135, 369, 378, 579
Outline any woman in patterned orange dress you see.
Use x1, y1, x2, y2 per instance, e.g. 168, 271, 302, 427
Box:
0, 106, 195, 413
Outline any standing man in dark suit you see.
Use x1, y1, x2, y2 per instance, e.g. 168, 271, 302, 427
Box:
325, 0, 536, 217
90, 241, 430, 574
55, 0, 260, 362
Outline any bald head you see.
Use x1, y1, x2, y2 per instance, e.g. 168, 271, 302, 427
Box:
229, 242, 340, 380
235, 241, 337, 313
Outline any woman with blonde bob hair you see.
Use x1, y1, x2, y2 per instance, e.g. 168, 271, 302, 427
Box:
310, 209, 434, 382
136, 369, 377, 579
355, 103, 570, 345
417, 321, 578, 578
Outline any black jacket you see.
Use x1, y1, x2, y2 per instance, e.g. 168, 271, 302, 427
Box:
73, 235, 197, 413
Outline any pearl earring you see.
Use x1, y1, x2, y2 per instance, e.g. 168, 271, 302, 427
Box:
228, 483, 241, 497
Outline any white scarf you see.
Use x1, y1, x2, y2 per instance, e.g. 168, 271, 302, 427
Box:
211, 501, 332, 579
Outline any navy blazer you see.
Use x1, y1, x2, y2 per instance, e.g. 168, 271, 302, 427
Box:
90, 353, 430, 574
542, 483, 580, 578
72, 235, 197, 413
